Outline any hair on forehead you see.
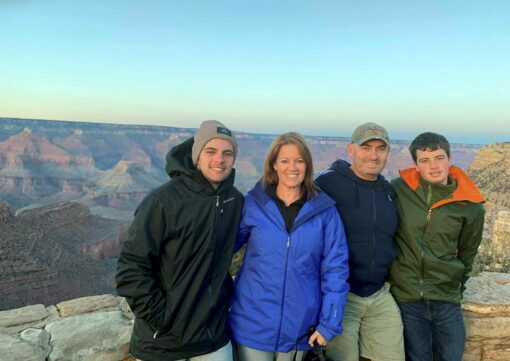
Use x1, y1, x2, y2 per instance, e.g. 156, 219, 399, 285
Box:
409, 132, 450, 163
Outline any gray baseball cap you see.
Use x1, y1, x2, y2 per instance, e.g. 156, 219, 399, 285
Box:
351, 122, 389, 145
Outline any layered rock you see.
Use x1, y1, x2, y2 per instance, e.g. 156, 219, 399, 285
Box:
0, 201, 13, 223
463, 272, 510, 361
467, 143, 510, 273
0, 129, 99, 209
0, 117, 483, 212
468, 142, 510, 209
80, 222, 130, 260
0, 202, 124, 310
79, 160, 164, 210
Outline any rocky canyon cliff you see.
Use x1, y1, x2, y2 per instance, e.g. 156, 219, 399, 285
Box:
0, 117, 507, 310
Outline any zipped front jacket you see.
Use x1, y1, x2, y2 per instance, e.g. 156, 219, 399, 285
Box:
229, 181, 349, 352
116, 138, 243, 361
315, 159, 398, 297
388, 166, 485, 304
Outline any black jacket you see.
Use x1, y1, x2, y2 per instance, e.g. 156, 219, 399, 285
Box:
116, 138, 243, 361
315, 159, 397, 297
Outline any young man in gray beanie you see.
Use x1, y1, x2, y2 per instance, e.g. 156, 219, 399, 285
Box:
117, 120, 243, 361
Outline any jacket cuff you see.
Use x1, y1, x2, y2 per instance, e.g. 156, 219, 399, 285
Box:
316, 324, 341, 342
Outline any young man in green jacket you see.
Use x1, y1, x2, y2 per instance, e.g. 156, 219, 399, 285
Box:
389, 132, 485, 361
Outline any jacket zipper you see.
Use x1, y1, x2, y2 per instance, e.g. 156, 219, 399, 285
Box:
206, 286, 214, 342
275, 233, 291, 348
370, 188, 377, 281
205, 195, 221, 345
419, 185, 433, 299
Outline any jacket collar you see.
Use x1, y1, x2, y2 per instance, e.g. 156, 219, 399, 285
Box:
399, 166, 485, 208
248, 180, 335, 232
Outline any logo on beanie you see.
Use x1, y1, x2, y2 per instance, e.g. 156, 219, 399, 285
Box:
217, 127, 232, 136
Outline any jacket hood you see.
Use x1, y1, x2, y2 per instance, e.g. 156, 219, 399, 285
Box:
399, 165, 485, 208
329, 159, 354, 178
165, 137, 195, 178
329, 159, 387, 183
164, 137, 235, 193
325, 159, 391, 208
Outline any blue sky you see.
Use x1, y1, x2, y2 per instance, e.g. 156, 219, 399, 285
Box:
1, 0, 509, 144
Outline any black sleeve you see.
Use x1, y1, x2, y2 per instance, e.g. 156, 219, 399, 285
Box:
116, 194, 169, 330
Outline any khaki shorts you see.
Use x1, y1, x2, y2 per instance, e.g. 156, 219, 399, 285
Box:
326, 283, 404, 361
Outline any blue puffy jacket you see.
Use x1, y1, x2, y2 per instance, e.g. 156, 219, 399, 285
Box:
229, 181, 350, 352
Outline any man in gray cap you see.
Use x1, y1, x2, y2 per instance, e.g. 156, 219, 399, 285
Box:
116, 120, 243, 361
315, 123, 404, 361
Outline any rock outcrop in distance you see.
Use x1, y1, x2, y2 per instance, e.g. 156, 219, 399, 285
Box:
0, 201, 128, 310
467, 142, 510, 273
1, 272, 509, 361
0, 117, 482, 215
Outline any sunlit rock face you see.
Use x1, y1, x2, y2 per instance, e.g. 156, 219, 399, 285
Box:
467, 142, 510, 273
463, 272, 510, 361
468, 142, 510, 209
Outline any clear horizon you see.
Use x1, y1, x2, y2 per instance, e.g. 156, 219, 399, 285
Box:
1, 115, 498, 146
1, 1, 509, 145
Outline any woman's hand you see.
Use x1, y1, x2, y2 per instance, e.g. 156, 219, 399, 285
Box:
308, 330, 328, 347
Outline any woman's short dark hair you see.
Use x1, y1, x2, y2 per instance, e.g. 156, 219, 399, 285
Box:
262, 132, 318, 198
409, 132, 450, 163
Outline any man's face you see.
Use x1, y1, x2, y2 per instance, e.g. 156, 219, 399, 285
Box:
196, 138, 234, 189
414, 148, 450, 185
347, 139, 389, 181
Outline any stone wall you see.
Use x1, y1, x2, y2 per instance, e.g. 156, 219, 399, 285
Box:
1, 272, 509, 361
463, 272, 510, 361
0, 294, 135, 361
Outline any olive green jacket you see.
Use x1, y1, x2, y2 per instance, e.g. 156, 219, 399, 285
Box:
389, 166, 485, 304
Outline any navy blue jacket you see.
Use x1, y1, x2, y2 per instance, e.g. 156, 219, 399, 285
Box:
229, 181, 349, 352
315, 159, 397, 297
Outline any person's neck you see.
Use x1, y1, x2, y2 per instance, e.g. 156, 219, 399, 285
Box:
276, 184, 302, 206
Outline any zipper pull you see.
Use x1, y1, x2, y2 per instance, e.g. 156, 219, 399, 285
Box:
153, 331, 159, 339
426, 209, 432, 222
216, 195, 219, 207
287, 236, 291, 248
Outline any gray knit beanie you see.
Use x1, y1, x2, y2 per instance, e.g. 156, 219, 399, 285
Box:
192, 120, 237, 165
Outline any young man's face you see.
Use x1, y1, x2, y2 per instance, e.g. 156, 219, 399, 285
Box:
196, 138, 234, 189
347, 139, 389, 181
414, 148, 451, 185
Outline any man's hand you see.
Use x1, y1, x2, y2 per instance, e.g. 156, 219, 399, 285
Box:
308, 330, 328, 347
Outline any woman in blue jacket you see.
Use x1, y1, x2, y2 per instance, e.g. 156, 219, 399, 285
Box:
229, 132, 350, 361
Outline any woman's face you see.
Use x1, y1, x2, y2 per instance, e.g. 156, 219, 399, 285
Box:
274, 144, 306, 190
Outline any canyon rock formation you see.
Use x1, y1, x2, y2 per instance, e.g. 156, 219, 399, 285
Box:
1, 117, 482, 215
0, 201, 128, 310
467, 142, 510, 273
